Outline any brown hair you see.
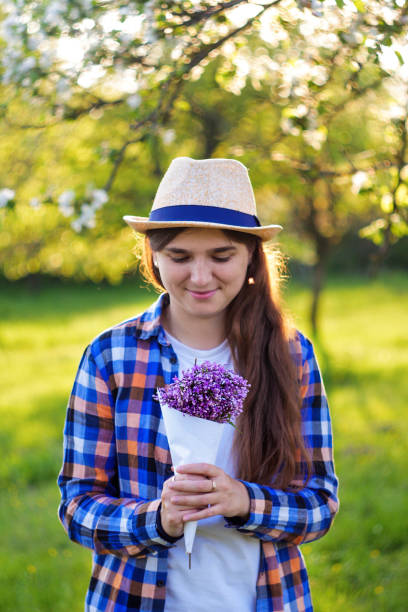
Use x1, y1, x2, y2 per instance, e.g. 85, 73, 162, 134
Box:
139, 228, 311, 489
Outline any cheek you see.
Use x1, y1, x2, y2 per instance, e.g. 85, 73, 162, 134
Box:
233, 253, 250, 282
223, 263, 248, 290
236, 270, 248, 291
232, 257, 250, 290
156, 264, 186, 289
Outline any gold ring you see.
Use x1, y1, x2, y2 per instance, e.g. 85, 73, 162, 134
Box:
212, 480, 216, 491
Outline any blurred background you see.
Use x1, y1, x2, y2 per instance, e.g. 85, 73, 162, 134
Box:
0, 1, 407, 610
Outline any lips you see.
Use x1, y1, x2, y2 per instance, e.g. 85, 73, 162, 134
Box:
187, 289, 217, 299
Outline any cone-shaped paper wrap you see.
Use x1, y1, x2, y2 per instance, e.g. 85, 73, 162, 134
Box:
159, 398, 225, 562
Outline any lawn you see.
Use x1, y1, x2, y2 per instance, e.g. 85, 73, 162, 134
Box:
0, 271, 407, 611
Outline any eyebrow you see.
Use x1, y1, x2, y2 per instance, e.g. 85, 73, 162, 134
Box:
165, 246, 237, 255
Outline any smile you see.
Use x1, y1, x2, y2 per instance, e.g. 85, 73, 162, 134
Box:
187, 289, 218, 299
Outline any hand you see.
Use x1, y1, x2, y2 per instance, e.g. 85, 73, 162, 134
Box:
171, 463, 250, 523
160, 471, 208, 538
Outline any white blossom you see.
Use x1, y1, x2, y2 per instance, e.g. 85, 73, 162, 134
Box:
90, 189, 108, 210
71, 203, 96, 232
1, 14, 26, 44
43, 1, 66, 28
38, 49, 54, 70
77, 65, 106, 89
380, 44, 408, 83
0, 188, 15, 207
58, 190, 75, 217
58, 190, 75, 206
310, 65, 329, 86
303, 128, 327, 150
351, 171, 368, 194
293, 104, 308, 117
29, 197, 41, 208
81, 203, 96, 224
69, 8, 80, 21
60, 205, 75, 218
143, 0, 158, 44
80, 0, 93, 11
161, 129, 176, 146
127, 94, 142, 109
19, 56, 36, 73
71, 218, 83, 233
228, 3, 262, 28
56, 77, 70, 94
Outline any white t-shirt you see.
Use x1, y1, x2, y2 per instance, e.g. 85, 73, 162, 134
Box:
163, 331, 259, 612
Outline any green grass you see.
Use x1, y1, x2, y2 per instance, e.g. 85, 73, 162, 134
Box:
0, 272, 407, 611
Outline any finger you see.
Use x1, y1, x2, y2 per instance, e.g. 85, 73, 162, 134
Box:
171, 493, 216, 507
169, 479, 215, 494
170, 473, 207, 482
167, 505, 198, 513
162, 499, 202, 517
163, 485, 206, 510
176, 463, 220, 478
183, 505, 221, 522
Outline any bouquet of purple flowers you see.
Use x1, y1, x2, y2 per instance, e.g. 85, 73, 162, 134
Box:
157, 361, 250, 425
157, 361, 250, 567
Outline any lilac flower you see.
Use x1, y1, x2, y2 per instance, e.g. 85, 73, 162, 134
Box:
156, 361, 250, 424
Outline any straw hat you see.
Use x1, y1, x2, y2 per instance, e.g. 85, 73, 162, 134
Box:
123, 157, 282, 241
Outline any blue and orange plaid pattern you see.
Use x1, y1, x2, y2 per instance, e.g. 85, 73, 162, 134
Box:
58, 293, 339, 611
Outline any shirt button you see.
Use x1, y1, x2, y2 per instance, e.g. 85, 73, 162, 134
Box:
156, 579, 165, 587
169, 356, 177, 364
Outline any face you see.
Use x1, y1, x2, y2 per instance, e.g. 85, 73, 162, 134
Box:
153, 228, 251, 326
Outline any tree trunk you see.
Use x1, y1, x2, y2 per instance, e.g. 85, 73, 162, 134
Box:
310, 250, 329, 338
368, 227, 392, 278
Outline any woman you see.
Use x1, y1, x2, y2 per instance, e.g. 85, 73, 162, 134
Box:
58, 157, 339, 611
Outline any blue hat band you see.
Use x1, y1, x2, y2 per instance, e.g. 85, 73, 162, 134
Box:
149, 205, 261, 228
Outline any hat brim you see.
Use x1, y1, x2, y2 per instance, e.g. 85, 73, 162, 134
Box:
123, 216, 282, 242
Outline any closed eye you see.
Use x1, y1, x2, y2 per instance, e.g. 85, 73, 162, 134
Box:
165, 246, 236, 263
212, 256, 231, 262
171, 255, 231, 263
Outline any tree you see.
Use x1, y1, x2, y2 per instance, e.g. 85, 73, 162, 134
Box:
169, 21, 404, 333
1, 1, 407, 331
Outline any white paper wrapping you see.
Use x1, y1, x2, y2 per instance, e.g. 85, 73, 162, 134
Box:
159, 398, 225, 555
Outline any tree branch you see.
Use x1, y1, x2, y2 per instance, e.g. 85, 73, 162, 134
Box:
172, 0, 249, 27
102, 0, 281, 194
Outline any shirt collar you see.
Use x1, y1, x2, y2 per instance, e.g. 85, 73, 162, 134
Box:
133, 292, 170, 346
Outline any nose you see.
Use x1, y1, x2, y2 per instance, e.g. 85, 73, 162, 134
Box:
189, 258, 212, 286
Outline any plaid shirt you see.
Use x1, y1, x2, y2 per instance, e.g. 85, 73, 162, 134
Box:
58, 293, 339, 612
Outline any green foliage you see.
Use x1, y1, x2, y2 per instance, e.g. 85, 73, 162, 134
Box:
0, 97, 163, 281
1, 0, 408, 282
0, 272, 407, 610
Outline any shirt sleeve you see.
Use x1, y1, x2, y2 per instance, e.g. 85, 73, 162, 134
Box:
225, 334, 339, 545
57, 344, 174, 558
